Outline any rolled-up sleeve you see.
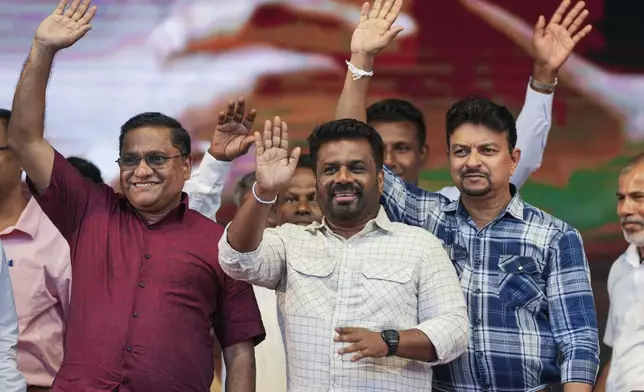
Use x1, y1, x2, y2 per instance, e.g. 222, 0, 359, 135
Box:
218, 225, 288, 290
547, 228, 600, 385
184, 150, 232, 220
511, 83, 554, 188
416, 234, 469, 365
0, 243, 26, 392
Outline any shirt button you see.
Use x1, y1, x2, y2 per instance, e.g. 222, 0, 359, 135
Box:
133, 312, 140, 318
333, 353, 339, 359
347, 245, 352, 249
475, 351, 483, 358
138, 282, 146, 288
340, 299, 345, 303
475, 318, 481, 324
126, 345, 133, 352
144, 254, 151, 259
474, 288, 481, 294
122, 378, 129, 385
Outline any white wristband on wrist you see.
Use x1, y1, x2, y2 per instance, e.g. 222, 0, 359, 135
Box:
345, 60, 374, 80
252, 181, 277, 204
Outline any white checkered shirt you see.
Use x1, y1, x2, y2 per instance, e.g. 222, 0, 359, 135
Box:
219, 207, 469, 392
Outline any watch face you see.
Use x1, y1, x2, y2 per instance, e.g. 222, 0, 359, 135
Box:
383, 330, 398, 340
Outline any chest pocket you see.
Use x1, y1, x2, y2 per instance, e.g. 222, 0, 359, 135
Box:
498, 255, 545, 311
284, 257, 335, 319
360, 262, 414, 320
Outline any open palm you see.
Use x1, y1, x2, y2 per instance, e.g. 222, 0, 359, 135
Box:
351, 0, 405, 55
533, 0, 592, 70
35, 0, 97, 51
209, 98, 257, 161
255, 117, 301, 193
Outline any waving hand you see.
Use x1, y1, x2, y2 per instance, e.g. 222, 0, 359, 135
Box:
351, 0, 405, 56
254, 117, 301, 195
533, 0, 592, 71
35, 0, 97, 51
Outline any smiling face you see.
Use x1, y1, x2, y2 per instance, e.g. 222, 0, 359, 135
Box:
119, 126, 191, 214
314, 139, 383, 225
448, 123, 519, 198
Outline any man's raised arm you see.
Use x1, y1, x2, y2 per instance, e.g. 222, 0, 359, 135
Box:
335, 0, 404, 121
7, 0, 97, 194
185, 98, 257, 219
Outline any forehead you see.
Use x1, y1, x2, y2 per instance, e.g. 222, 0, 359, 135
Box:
450, 123, 508, 148
619, 166, 644, 192
317, 139, 374, 164
122, 126, 175, 153
370, 121, 418, 143
286, 168, 315, 191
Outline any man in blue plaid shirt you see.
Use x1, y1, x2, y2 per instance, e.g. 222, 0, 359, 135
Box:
336, 0, 600, 390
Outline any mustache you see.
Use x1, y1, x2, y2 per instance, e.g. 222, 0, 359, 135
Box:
328, 182, 362, 195
621, 217, 644, 225
460, 169, 490, 180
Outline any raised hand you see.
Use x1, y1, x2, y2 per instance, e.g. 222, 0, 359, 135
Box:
35, 0, 97, 51
533, 0, 592, 71
209, 98, 257, 161
350, 0, 405, 56
254, 117, 301, 194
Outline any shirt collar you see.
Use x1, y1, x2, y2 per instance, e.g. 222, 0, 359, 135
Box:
0, 197, 41, 239
443, 184, 524, 221
624, 244, 642, 268
305, 206, 394, 235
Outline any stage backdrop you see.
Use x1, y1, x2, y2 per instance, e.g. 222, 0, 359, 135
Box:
2, 0, 643, 371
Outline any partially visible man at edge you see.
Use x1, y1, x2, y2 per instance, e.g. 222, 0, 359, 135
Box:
0, 107, 71, 392
0, 240, 26, 392
593, 153, 644, 392
334, 0, 599, 391
6, 1, 264, 391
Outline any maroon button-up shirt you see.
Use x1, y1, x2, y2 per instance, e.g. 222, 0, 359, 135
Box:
28, 150, 265, 392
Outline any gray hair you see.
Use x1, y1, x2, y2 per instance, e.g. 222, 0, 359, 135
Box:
234, 171, 256, 207
622, 152, 644, 174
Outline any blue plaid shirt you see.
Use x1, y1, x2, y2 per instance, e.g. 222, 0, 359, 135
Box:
381, 168, 599, 391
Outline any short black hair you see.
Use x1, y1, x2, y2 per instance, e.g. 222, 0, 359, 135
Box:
0, 109, 10, 133
297, 154, 314, 170
367, 98, 426, 146
445, 95, 517, 152
307, 119, 384, 172
67, 156, 104, 184
119, 112, 191, 156
0, 109, 10, 123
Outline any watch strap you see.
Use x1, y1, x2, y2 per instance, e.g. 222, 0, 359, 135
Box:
380, 330, 399, 357
529, 76, 558, 93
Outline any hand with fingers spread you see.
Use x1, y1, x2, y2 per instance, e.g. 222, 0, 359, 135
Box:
533, 0, 592, 72
334, 327, 388, 361
35, 0, 97, 51
209, 97, 257, 161
351, 0, 405, 56
254, 117, 301, 197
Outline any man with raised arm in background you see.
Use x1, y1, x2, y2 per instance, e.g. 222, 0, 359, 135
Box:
6, 1, 265, 391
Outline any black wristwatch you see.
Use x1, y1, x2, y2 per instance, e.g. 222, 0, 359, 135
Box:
380, 329, 399, 357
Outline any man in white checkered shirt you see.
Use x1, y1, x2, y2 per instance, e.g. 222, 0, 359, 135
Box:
218, 116, 468, 391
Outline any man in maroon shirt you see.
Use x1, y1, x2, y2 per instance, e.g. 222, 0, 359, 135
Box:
6, 1, 265, 391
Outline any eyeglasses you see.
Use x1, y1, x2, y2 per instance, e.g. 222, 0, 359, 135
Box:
115, 154, 185, 170
0, 146, 9, 151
